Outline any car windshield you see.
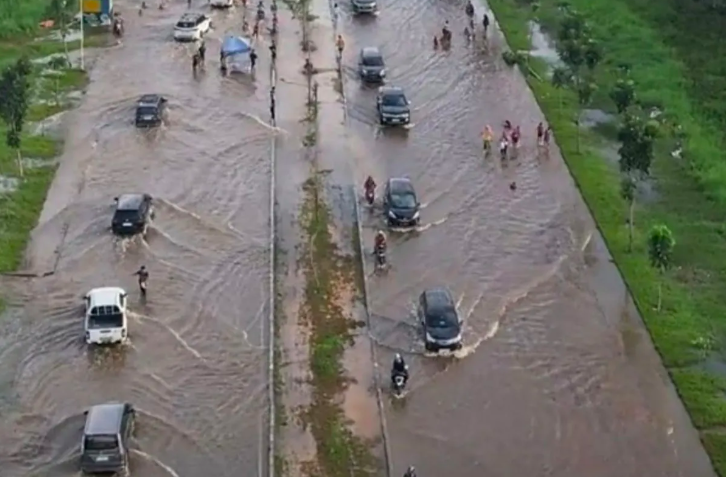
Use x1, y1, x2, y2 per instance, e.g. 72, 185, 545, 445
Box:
176, 20, 197, 28
363, 55, 384, 66
137, 106, 157, 116
88, 306, 124, 329
426, 307, 458, 328
85, 435, 118, 451
382, 94, 407, 107
391, 191, 416, 208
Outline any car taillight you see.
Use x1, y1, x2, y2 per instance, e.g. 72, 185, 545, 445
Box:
85, 331, 90, 341
122, 329, 127, 338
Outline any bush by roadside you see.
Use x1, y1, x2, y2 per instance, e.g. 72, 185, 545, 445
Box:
487, 0, 726, 473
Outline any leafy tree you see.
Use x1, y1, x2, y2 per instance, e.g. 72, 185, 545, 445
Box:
647, 224, 675, 311
583, 39, 602, 71
620, 175, 636, 252
617, 112, 657, 177
47, 0, 75, 62
610, 77, 636, 114
551, 66, 572, 111
0, 58, 33, 176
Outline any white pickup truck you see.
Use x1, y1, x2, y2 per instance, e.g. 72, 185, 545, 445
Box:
84, 287, 128, 345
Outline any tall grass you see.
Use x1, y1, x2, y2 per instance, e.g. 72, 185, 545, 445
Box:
0, 0, 52, 39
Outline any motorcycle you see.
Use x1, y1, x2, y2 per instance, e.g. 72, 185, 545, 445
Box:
375, 244, 386, 268
365, 187, 375, 206
391, 372, 407, 396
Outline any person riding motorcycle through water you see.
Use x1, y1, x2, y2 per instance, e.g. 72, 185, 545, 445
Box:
442, 21, 451, 40
392, 353, 408, 380
374, 230, 387, 254
364, 175, 376, 200
403, 466, 417, 477
134, 266, 149, 295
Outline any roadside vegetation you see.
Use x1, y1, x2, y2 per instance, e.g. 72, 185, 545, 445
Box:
0, 0, 110, 311
487, 0, 726, 472
277, 0, 377, 473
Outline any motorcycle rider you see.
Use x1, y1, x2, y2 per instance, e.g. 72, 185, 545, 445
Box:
403, 466, 417, 477
391, 353, 408, 382
364, 175, 376, 202
374, 230, 387, 254
134, 266, 149, 296
442, 21, 451, 40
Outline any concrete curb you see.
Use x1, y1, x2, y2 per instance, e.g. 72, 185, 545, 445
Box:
266, 6, 278, 477
326, 3, 393, 477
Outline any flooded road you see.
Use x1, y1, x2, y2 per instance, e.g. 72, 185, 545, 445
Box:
0, 2, 276, 476
335, 1, 716, 476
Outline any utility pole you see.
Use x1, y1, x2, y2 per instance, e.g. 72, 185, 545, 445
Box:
79, 0, 85, 70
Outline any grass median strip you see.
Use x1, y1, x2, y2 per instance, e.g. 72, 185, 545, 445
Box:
299, 174, 377, 477
487, 0, 726, 472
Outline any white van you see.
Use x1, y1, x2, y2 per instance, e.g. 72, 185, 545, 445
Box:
84, 287, 128, 345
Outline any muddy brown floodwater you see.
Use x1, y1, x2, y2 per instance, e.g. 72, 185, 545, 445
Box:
0, 2, 278, 476
333, 1, 718, 476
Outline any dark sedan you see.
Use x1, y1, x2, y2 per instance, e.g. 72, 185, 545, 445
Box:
383, 178, 420, 227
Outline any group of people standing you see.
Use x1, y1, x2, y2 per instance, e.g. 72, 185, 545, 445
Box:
482, 121, 551, 161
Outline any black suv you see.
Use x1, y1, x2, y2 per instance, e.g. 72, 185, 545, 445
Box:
383, 177, 420, 227
80, 402, 135, 474
376, 86, 410, 126
135, 94, 166, 127
358, 47, 386, 83
111, 193, 154, 236
419, 288, 462, 351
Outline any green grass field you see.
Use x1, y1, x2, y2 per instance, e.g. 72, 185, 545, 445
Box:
0, 8, 108, 311
486, 0, 726, 472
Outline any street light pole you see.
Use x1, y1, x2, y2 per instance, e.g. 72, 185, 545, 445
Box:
79, 0, 85, 70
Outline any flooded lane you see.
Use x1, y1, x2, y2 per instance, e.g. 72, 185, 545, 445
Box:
336, 1, 716, 476
0, 2, 275, 476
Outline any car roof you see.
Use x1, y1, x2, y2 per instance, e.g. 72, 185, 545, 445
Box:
379, 86, 405, 96
179, 12, 205, 21
84, 402, 126, 435
87, 287, 126, 307
387, 177, 414, 194
361, 46, 382, 58
116, 194, 146, 211
423, 288, 455, 310
138, 94, 161, 105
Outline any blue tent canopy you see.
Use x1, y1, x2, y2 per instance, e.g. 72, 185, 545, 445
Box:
222, 36, 251, 55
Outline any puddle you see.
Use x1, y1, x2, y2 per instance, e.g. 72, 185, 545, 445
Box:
0, 176, 20, 194
22, 157, 58, 169
32, 111, 69, 139
581, 108, 616, 129
598, 143, 659, 203
528, 21, 563, 69
39, 28, 84, 44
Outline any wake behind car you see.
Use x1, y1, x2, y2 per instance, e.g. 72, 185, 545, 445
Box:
112, 193, 153, 236
358, 46, 386, 83
351, 0, 377, 14
419, 288, 462, 351
84, 287, 128, 345
383, 177, 420, 227
173, 12, 211, 41
376, 86, 410, 126
135, 94, 166, 127
80, 402, 135, 474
